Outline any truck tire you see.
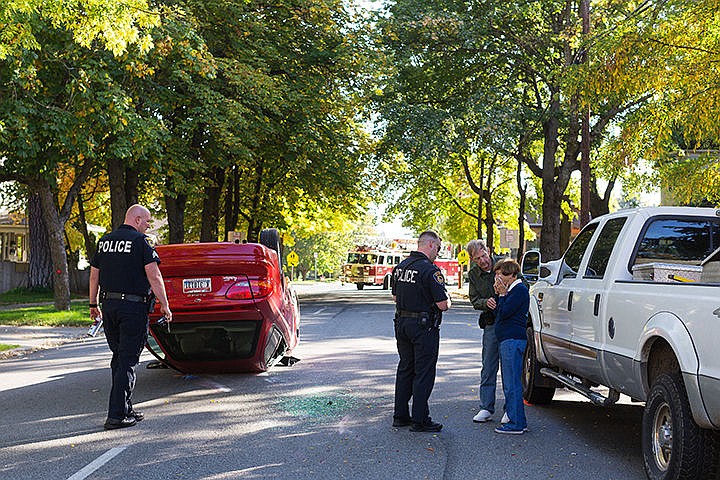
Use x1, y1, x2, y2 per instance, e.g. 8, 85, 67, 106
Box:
356, 283, 364, 290
383, 275, 390, 290
522, 326, 555, 405
642, 373, 720, 480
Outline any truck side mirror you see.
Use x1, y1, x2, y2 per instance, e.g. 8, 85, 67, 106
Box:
521, 250, 541, 283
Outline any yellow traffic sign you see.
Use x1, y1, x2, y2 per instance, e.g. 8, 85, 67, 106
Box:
287, 251, 299, 267
457, 249, 470, 265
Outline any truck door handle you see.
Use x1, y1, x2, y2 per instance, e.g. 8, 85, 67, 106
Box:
594, 294, 601, 316
568, 291, 574, 311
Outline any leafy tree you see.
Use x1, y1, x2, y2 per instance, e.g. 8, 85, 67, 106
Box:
579, 0, 720, 207
375, 0, 652, 260
0, 14, 163, 308
0, 0, 158, 59
284, 200, 367, 280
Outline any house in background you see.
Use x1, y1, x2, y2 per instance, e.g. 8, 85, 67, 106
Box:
0, 211, 29, 292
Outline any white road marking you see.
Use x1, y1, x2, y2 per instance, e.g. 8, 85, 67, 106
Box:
311, 308, 326, 315
67, 445, 129, 480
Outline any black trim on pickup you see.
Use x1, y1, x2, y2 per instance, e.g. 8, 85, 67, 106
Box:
541, 332, 597, 360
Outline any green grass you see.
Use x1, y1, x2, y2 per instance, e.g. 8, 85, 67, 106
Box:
0, 287, 83, 306
0, 303, 90, 327
0, 343, 20, 352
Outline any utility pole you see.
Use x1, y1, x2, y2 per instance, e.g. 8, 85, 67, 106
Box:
580, 0, 591, 226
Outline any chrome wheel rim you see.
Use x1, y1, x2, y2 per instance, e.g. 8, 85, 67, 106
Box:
652, 401, 673, 471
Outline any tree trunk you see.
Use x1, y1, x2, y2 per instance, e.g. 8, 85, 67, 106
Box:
124, 167, 139, 207
165, 191, 187, 244
590, 173, 616, 218
27, 193, 53, 290
107, 157, 128, 230
560, 207, 571, 253
516, 159, 526, 260
223, 166, 239, 240
200, 167, 225, 242
476, 191, 483, 240
539, 99, 564, 261
245, 161, 265, 243
483, 191, 494, 254
76, 193, 96, 262
36, 181, 71, 310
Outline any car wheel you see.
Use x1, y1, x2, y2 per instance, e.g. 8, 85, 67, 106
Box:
260, 228, 283, 267
356, 283, 364, 290
642, 373, 720, 480
522, 326, 555, 405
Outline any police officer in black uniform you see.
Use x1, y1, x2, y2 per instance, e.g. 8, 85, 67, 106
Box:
89, 204, 172, 430
391, 230, 451, 432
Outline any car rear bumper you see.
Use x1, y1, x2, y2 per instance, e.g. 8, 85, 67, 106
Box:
147, 311, 288, 373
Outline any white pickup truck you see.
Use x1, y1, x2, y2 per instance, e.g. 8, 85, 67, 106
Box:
521, 207, 720, 480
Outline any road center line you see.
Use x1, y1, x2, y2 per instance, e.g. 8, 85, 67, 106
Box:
67, 445, 129, 480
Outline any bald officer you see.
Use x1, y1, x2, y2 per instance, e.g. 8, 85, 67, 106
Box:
89, 204, 172, 430
391, 230, 451, 432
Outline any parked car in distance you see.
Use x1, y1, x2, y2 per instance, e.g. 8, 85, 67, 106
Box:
146, 229, 299, 373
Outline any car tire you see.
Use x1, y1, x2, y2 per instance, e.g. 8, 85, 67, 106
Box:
642, 373, 720, 480
356, 283, 364, 290
260, 228, 283, 266
522, 326, 555, 405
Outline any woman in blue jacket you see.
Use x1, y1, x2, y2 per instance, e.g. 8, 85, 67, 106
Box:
492, 259, 529, 434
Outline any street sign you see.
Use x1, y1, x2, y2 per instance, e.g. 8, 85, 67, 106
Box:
287, 251, 299, 267
457, 249, 469, 265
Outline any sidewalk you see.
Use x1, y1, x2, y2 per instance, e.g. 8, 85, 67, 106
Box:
0, 324, 88, 360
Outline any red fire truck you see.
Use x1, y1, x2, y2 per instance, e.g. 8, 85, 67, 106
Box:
341, 245, 459, 290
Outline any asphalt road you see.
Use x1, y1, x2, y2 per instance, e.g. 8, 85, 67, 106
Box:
0, 286, 646, 480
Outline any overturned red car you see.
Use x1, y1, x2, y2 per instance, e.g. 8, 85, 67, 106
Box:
146, 229, 300, 373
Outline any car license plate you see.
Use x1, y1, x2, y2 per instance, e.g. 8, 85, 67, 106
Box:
183, 277, 212, 293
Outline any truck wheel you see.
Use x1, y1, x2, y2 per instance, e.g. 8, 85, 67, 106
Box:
383, 275, 390, 290
522, 326, 555, 405
356, 283, 364, 290
642, 373, 720, 480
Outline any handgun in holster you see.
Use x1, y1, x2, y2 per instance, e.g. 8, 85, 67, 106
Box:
430, 306, 443, 328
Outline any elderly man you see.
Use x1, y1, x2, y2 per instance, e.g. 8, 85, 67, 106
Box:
466, 239, 509, 424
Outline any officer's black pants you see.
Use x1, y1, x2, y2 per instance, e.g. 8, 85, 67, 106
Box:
102, 299, 148, 420
393, 316, 440, 424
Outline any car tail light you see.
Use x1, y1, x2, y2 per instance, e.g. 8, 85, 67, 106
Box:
225, 277, 274, 300
251, 278, 273, 298
226, 279, 253, 300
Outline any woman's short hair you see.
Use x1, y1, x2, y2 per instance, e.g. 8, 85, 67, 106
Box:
493, 258, 520, 276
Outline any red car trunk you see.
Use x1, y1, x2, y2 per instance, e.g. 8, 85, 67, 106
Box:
147, 241, 299, 373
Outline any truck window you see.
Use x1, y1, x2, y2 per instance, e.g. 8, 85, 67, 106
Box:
378, 256, 385, 265
562, 224, 598, 278
585, 217, 627, 279
634, 218, 720, 265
